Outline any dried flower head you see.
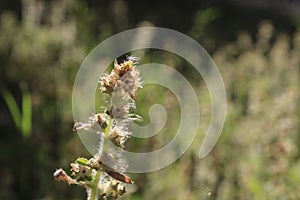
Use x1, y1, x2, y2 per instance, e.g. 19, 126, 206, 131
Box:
100, 56, 142, 96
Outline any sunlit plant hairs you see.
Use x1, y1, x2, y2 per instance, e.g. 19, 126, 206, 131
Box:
54, 56, 142, 200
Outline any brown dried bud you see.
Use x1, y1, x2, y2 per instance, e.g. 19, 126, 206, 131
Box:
53, 169, 75, 184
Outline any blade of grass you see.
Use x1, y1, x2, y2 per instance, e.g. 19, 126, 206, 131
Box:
2, 89, 21, 130
21, 83, 32, 139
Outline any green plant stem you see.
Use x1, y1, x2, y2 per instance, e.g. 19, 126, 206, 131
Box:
89, 170, 101, 200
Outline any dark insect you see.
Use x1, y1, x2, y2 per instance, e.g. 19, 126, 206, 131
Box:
87, 157, 133, 184
104, 168, 133, 184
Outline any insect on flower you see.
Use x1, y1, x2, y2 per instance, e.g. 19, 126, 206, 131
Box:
55, 56, 141, 199
85, 157, 133, 184
100, 162, 133, 184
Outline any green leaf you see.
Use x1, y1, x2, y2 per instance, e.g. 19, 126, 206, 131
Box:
76, 157, 89, 165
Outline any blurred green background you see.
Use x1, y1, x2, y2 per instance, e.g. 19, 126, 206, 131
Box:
1, 0, 300, 199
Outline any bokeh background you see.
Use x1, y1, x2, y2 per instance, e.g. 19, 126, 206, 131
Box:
1, 0, 300, 199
